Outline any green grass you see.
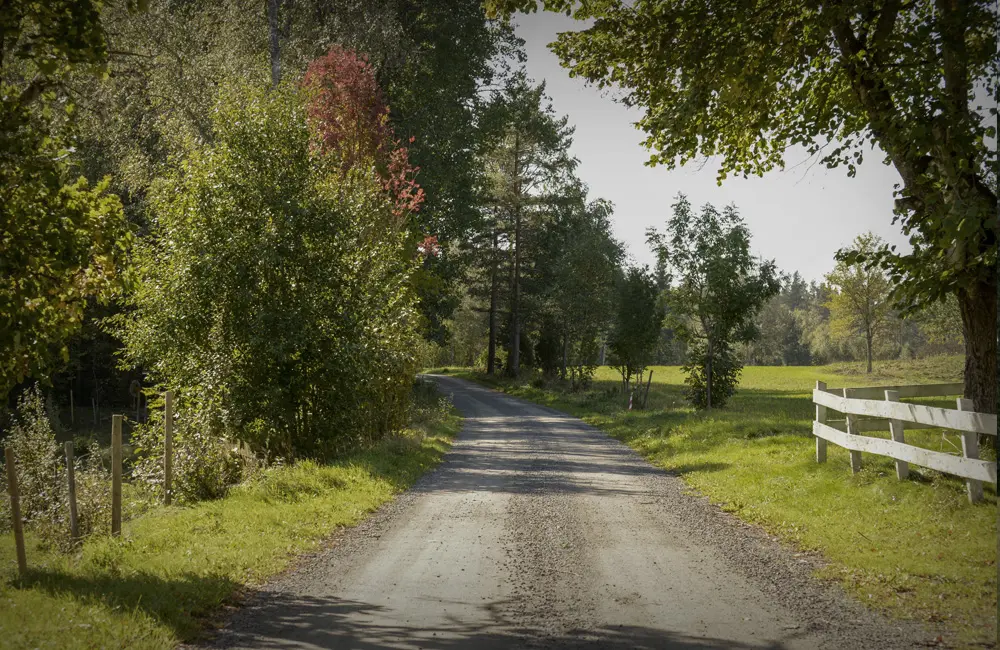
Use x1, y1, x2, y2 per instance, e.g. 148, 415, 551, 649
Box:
0, 408, 462, 649
434, 356, 996, 649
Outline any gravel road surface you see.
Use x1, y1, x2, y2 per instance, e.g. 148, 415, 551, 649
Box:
208, 375, 929, 649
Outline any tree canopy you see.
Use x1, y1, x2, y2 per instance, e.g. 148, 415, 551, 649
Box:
1, 0, 132, 395
486, 0, 997, 413
648, 195, 780, 408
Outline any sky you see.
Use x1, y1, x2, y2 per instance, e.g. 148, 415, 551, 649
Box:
514, 12, 914, 284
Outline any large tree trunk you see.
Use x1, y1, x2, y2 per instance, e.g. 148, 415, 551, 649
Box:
487, 230, 499, 375
267, 0, 281, 87
957, 277, 997, 425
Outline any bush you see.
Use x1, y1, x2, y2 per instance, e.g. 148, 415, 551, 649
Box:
408, 378, 453, 427
130, 399, 251, 504
682, 342, 742, 409
1, 385, 114, 550
2, 385, 64, 525
116, 79, 420, 459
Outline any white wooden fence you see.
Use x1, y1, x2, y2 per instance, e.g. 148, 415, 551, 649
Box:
812, 381, 997, 503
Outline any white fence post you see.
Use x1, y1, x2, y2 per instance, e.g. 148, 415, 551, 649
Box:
815, 381, 828, 463
884, 390, 909, 480
956, 398, 984, 504
842, 388, 862, 474
812, 385, 996, 485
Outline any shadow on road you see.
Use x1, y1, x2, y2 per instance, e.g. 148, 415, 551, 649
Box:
214, 592, 801, 650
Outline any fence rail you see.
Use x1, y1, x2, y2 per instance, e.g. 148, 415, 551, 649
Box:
812, 381, 997, 503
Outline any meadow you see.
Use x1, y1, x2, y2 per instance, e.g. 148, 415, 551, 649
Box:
437, 356, 997, 648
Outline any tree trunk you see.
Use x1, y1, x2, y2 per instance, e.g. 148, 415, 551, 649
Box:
561, 332, 568, 379
487, 229, 499, 375
706, 337, 713, 410
957, 278, 997, 442
508, 137, 522, 377
866, 330, 873, 374
267, 0, 281, 87
509, 257, 520, 377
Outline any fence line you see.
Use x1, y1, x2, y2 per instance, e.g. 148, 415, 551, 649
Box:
812, 381, 997, 503
6, 390, 179, 573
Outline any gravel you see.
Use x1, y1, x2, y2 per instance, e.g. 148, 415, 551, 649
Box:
200, 375, 936, 650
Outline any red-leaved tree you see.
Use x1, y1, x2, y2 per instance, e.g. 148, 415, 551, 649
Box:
303, 45, 425, 221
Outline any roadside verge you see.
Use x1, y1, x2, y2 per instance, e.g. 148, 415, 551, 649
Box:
0, 401, 462, 650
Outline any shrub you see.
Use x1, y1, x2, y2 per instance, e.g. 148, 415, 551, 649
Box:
408, 378, 453, 428
130, 400, 250, 504
116, 79, 420, 459
682, 342, 742, 409
0, 385, 114, 550
2, 385, 64, 525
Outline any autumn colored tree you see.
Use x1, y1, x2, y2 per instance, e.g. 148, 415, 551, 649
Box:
303, 46, 425, 222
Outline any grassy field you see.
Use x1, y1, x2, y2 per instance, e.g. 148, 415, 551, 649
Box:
433, 356, 996, 649
0, 404, 462, 649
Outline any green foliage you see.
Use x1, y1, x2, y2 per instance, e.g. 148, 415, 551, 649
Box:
910, 294, 964, 352
115, 81, 418, 458
380, 3, 522, 342
608, 267, 662, 396
2, 386, 63, 526
682, 341, 740, 409
0, 385, 113, 551
648, 195, 779, 408
130, 407, 248, 505
825, 233, 895, 373
1, 0, 132, 397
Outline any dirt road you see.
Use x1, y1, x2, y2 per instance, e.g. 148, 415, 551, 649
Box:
211, 375, 926, 649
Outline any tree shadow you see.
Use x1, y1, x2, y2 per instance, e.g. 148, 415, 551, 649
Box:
15, 566, 240, 639
211, 591, 803, 649
668, 462, 731, 475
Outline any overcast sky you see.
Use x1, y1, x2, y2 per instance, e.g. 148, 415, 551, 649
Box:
514, 13, 915, 284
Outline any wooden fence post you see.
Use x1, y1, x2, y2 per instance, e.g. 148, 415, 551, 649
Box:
956, 398, 983, 504
65, 442, 79, 542
4, 448, 27, 576
884, 390, 909, 480
164, 391, 174, 506
842, 388, 862, 474
815, 381, 828, 463
111, 415, 123, 536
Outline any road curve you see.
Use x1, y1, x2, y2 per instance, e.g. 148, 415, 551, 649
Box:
209, 375, 926, 650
